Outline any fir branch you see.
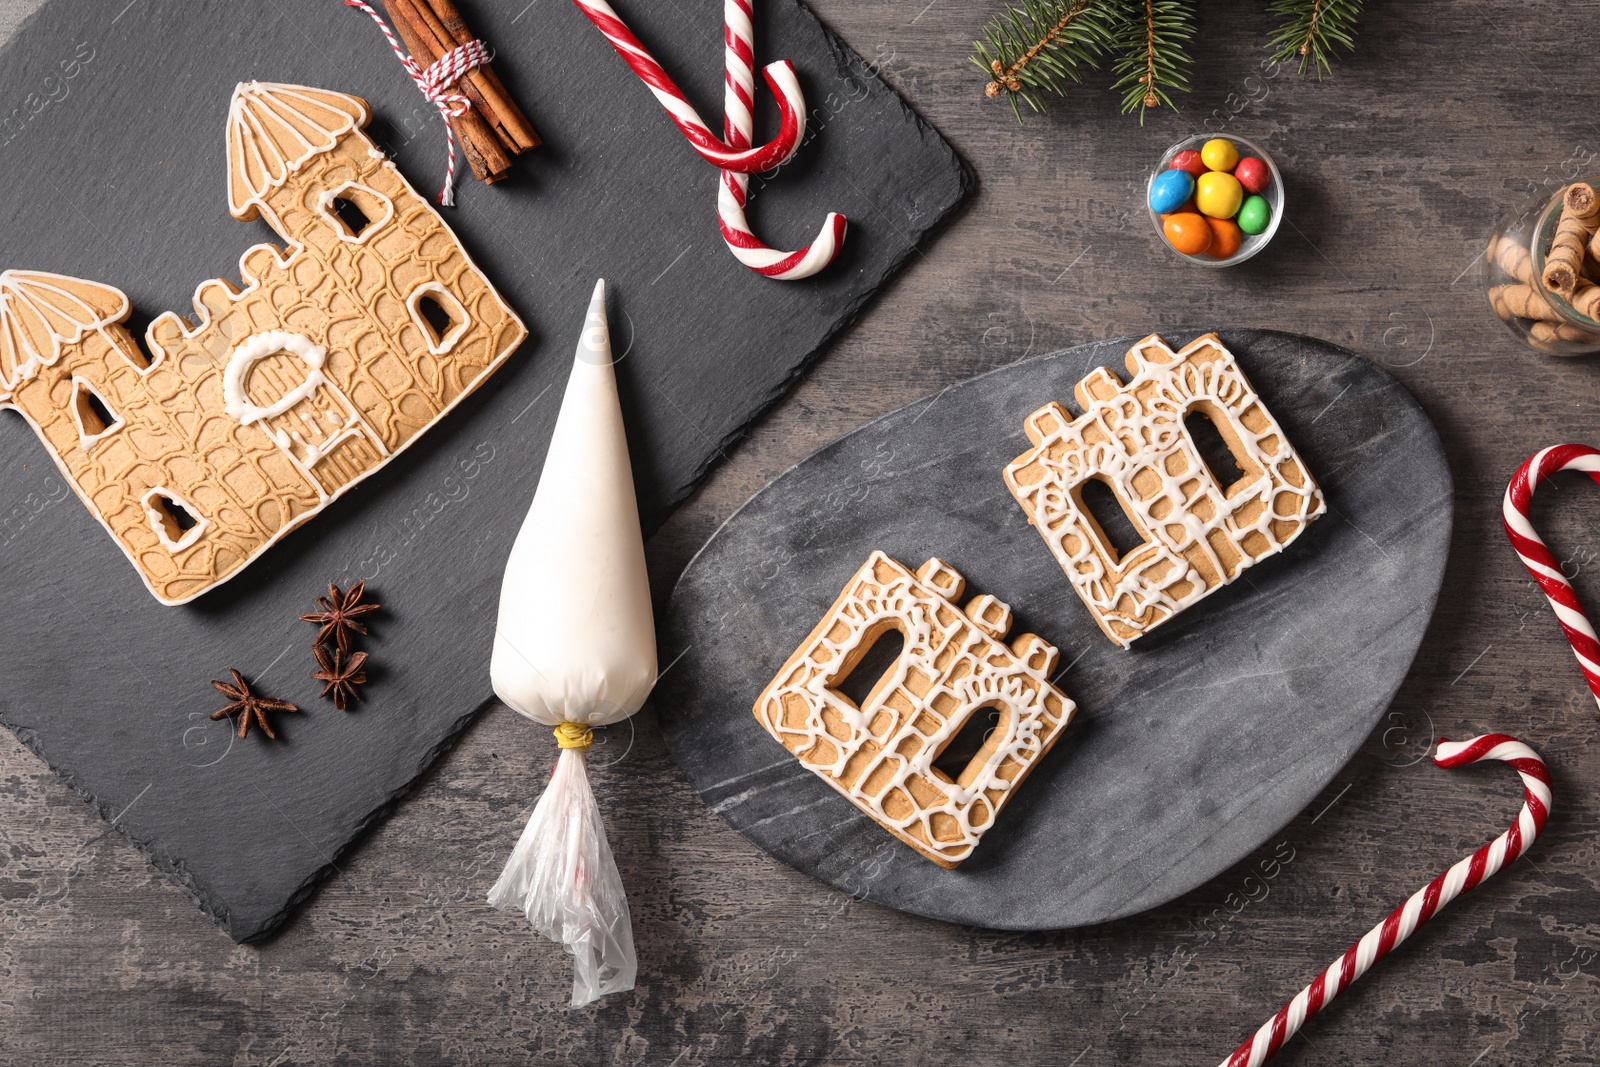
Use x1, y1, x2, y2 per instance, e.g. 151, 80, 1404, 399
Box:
1268, 0, 1363, 78
970, 0, 1117, 121
1108, 0, 1194, 123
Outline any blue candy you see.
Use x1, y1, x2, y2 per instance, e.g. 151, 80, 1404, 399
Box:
1148, 168, 1195, 215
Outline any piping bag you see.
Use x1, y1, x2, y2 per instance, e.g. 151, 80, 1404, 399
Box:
487, 279, 657, 1007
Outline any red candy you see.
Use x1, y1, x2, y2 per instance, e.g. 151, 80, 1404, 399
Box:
1234, 156, 1270, 195
1169, 149, 1207, 178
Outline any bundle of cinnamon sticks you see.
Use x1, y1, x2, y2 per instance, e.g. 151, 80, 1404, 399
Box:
381, 0, 540, 184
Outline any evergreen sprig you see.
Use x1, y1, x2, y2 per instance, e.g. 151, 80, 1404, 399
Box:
970, 0, 1118, 122
1267, 0, 1363, 78
1108, 0, 1194, 122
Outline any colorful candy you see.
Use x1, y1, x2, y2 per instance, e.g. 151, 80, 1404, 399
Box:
1237, 194, 1271, 235
1234, 155, 1270, 195
1163, 212, 1212, 255
1200, 137, 1239, 173
1169, 149, 1206, 178
1155, 138, 1274, 261
1196, 171, 1243, 220
1205, 217, 1242, 259
1149, 168, 1196, 215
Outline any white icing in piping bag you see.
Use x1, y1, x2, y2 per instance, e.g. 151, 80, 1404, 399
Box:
487, 279, 657, 1007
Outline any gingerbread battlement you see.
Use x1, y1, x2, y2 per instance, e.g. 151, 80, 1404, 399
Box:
1003, 333, 1324, 647
0, 83, 526, 605
753, 551, 1077, 868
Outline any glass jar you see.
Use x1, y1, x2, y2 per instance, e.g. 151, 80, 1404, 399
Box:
1486, 182, 1600, 356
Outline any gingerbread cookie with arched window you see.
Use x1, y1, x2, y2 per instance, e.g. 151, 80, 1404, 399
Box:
753, 551, 1077, 868
0, 82, 526, 605
1003, 333, 1324, 647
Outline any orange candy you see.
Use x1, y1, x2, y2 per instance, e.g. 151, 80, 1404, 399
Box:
1162, 212, 1212, 256
1205, 217, 1243, 259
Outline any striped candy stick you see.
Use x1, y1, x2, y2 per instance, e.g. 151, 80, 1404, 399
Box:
1504, 443, 1600, 705
1220, 734, 1553, 1067
572, 0, 805, 174
718, 0, 846, 279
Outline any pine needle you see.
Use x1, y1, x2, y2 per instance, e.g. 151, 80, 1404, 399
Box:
970, 0, 1118, 121
1108, 0, 1195, 123
1267, 0, 1363, 78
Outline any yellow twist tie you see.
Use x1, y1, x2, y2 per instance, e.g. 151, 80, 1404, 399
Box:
554, 721, 594, 751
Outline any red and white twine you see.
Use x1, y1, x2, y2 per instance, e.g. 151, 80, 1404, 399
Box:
718, 0, 845, 279
571, 0, 805, 175
1220, 735, 1553, 1067
1504, 443, 1600, 704
343, 0, 489, 207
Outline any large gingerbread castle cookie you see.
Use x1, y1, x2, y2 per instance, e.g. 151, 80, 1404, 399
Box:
1003, 333, 1324, 647
753, 552, 1077, 868
0, 83, 526, 605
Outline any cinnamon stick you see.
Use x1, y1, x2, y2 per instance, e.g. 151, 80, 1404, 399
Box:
382, 0, 510, 182
425, 0, 541, 152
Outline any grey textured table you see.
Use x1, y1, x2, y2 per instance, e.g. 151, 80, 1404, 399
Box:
2, 1, 1598, 1065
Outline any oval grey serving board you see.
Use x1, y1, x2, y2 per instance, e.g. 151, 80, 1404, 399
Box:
656, 329, 1451, 930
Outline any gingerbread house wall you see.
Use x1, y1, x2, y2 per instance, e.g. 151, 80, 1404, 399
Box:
754, 552, 1075, 867
5, 125, 523, 604
1004, 333, 1323, 647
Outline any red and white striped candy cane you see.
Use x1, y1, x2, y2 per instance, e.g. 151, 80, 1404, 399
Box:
719, 0, 845, 279
572, 0, 804, 174
1220, 734, 1553, 1067
1504, 443, 1600, 706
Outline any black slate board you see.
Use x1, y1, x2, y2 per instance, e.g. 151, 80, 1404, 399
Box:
0, 0, 969, 940
657, 330, 1451, 930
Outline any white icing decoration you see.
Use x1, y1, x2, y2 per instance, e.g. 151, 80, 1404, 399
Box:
1004, 333, 1326, 647
754, 552, 1076, 866
316, 181, 395, 245
68, 375, 124, 451
406, 282, 471, 355
140, 487, 210, 553
222, 330, 327, 424
0, 271, 134, 396
226, 82, 369, 218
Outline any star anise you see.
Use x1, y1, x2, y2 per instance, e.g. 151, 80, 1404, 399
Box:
312, 645, 369, 711
301, 580, 380, 654
210, 669, 300, 740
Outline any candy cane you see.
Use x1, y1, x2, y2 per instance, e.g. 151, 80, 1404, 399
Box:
1219, 734, 1552, 1067
718, 0, 846, 279
1504, 443, 1600, 707
572, 0, 804, 174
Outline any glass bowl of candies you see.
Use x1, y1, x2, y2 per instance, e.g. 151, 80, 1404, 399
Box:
1147, 134, 1283, 267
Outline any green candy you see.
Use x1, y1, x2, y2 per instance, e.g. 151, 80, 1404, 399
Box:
1237, 195, 1271, 235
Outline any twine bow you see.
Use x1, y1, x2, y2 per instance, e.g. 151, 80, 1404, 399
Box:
553, 721, 594, 751
343, 0, 491, 207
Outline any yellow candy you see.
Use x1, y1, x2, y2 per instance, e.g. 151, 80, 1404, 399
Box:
1200, 137, 1239, 172
1196, 171, 1244, 220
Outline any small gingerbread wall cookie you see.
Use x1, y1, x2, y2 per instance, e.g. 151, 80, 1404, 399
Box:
752, 551, 1077, 868
1003, 332, 1324, 647
0, 83, 526, 605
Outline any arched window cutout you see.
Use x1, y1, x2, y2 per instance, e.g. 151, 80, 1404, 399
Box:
1076, 476, 1147, 564
141, 488, 209, 553
833, 624, 906, 709
406, 283, 470, 355
70, 377, 124, 451
317, 182, 393, 244
1183, 405, 1252, 496
933, 705, 1003, 785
